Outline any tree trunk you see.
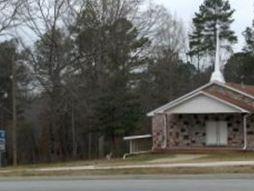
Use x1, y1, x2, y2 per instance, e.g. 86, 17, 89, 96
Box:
88, 131, 92, 159
98, 135, 104, 158
71, 102, 77, 158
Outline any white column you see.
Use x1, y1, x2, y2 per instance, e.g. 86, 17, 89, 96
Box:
243, 114, 249, 150
163, 114, 167, 149
130, 140, 133, 154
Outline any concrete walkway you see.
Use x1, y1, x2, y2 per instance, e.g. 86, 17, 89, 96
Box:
148, 154, 206, 163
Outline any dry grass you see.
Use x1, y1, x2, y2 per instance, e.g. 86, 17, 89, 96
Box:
2, 152, 254, 177
4, 153, 175, 170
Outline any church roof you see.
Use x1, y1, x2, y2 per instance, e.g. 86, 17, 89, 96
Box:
147, 81, 254, 116
226, 83, 254, 97
203, 89, 254, 112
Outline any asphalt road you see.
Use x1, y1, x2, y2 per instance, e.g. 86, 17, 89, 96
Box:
0, 176, 254, 191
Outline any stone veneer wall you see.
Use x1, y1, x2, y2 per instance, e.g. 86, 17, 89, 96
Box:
152, 114, 166, 150
166, 114, 244, 149
152, 83, 254, 150
152, 113, 245, 150
247, 115, 254, 149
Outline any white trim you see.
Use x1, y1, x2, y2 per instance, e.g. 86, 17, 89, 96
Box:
243, 114, 252, 150
163, 114, 167, 149
243, 114, 248, 150
123, 134, 152, 141
147, 81, 254, 116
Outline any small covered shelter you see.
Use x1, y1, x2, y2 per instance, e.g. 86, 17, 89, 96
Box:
123, 134, 152, 154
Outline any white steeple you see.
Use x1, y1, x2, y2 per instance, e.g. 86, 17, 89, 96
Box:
210, 23, 225, 83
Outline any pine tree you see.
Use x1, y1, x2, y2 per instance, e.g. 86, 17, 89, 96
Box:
225, 52, 254, 84
189, 18, 205, 72
243, 21, 254, 53
72, 0, 149, 154
224, 19, 254, 85
189, 0, 237, 68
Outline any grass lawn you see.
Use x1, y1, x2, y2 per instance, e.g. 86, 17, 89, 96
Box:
2, 166, 254, 177
4, 151, 254, 169
10, 153, 176, 169
2, 151, 254, 176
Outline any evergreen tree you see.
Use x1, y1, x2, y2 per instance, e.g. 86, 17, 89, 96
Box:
73, 0, 149, 154
225, 53, 254, 85
189, 19, 205, 73
189, 0, 237, 68
140, 51, 197, 112
243, 21, 254, 53
225, 19, 254, 85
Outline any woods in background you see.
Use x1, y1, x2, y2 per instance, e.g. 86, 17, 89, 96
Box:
0, 0, 253, 165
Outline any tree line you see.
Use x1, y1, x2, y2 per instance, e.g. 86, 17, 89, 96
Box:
0, 0, 253, 165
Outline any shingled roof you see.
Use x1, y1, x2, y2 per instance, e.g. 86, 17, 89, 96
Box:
203, 90, 254, 112
226, 83, 254, 97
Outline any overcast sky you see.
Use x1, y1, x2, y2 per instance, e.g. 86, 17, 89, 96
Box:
157, 0, 254, 52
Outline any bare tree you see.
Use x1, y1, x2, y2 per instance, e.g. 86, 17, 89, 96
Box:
0, 0, 24, 36
16, 0, 79, 161
136, 4, 187, 58
0, 0, 26, 166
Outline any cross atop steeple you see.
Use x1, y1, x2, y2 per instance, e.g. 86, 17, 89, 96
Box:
210, 23, 225, 83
